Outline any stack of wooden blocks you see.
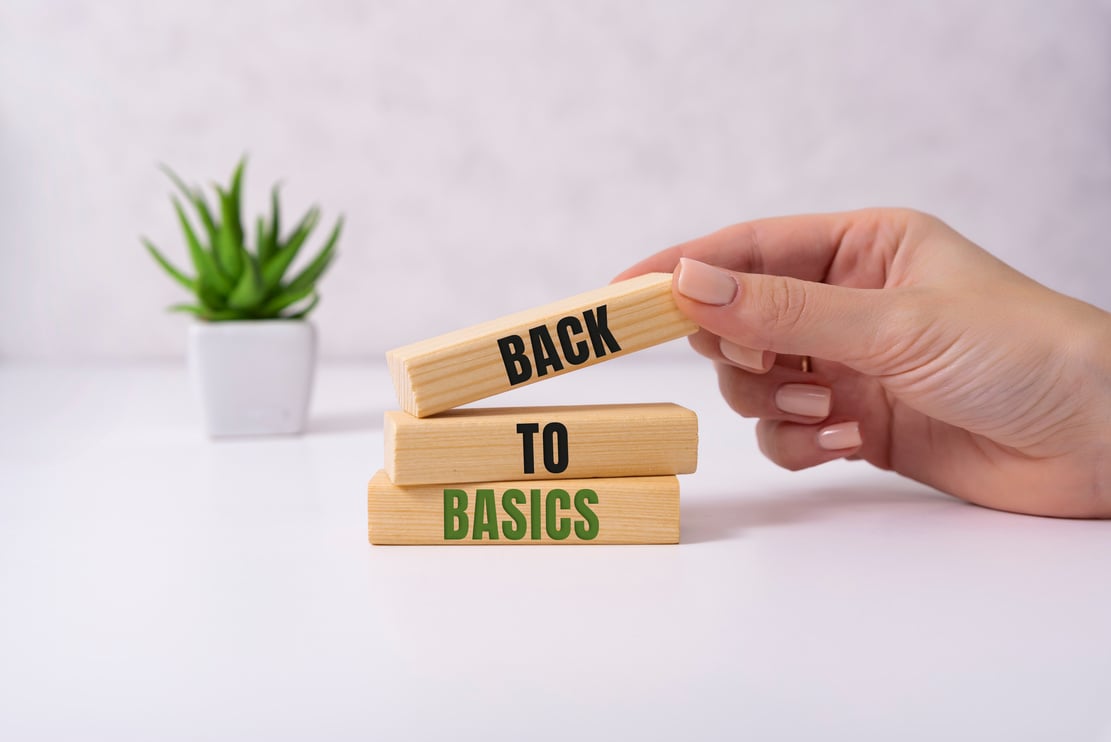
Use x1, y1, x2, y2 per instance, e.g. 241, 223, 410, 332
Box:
368, 273, 701, 545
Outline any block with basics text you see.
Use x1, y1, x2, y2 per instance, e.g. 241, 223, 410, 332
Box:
367, 470, 680, 545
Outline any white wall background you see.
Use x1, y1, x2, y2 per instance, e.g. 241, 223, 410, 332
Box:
1, 0, 1108, 360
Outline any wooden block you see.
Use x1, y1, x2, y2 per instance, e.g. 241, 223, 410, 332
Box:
386, 273, 697, 417
367, 470, 679, 545
384, 403, 698, 485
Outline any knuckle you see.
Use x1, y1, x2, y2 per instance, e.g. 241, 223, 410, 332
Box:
858, 206, 935, 230
864, 289, 934, 370
756, 276, 809, 337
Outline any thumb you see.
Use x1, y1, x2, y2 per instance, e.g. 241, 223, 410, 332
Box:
673, 257, 892, 369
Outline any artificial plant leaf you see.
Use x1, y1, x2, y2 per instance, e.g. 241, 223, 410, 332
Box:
260, 282, 315, 315
270, 185, 281, 239
255, 216, 266, 261
227, 253, 265, 311
227, 157, 246, 249
284, 215, 343, 296
173, 198, 232, 296
169, 304, 246, 321
285, 292, 319, 320
142, 237, 196, 294
279, 205, 320, 253
161, 164, 221, 256
262, 206, 319, 289
229, 156, 246, 203
215, 186, 244, 280
160, 163, 194, 205
168, 303, 206, 315
197, 284, 227, 310
260, 184, 281, 264
191, 189, 220, 252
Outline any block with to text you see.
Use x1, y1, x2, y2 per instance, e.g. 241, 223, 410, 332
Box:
384, 403, 698, 485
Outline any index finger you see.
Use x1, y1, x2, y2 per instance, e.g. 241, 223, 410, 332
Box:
613, 209, 897, 284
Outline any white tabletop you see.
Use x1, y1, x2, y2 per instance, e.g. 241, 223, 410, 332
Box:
2, 352, 1110, 741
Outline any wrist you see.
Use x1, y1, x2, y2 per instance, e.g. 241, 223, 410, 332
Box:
1081, 307, 1111, 514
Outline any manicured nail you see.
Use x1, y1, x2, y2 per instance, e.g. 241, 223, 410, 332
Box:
677, 258, 738, 306
817, 421, 862, 450
775, 383, 831, 418
720, 339, 772, 372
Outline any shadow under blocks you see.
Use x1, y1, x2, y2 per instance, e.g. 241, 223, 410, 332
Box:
680, 481, 960, 544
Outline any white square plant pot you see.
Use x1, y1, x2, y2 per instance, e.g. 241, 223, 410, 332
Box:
188, 320, 316, 437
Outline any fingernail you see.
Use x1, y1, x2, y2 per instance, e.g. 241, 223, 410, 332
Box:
677, 258, 738, 306
817, 421, 862, 450
720, 339, 772, 372
775, 383, 832, 418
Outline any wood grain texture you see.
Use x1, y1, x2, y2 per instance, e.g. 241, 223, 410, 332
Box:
384, 403, 698, 485
367, 470, 680, 545
386, 273, 697, 417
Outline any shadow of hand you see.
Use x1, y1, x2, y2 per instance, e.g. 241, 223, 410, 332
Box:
682, 479, 960, 544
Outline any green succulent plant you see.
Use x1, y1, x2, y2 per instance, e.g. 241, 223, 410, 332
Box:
142, 157, 342, 321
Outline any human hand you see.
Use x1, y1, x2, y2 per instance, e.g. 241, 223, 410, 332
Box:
616, 209, 1111, 518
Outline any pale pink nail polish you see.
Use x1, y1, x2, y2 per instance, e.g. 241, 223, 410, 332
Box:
775, 383, 831, 418
720, 339, 772, 372
817, 421, 862, 450
676, 258, 738, 306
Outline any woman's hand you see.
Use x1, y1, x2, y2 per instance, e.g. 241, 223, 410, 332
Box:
616, 209, 1111, 518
